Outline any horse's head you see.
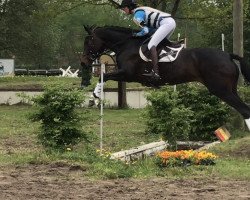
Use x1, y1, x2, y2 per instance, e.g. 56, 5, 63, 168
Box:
81, 25, 140, 67
81, 25, 106, 67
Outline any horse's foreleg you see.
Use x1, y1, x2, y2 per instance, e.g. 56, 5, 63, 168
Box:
93, 82, 105, 98
93, 70, 126, 99
103, 69, 126, 82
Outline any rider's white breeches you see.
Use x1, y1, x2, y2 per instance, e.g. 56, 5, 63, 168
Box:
148, 17, 176, 50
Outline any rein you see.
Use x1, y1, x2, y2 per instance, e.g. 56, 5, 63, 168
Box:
84, 27, 147, 61
106, 36, 133, 55
85, 35, 133, 61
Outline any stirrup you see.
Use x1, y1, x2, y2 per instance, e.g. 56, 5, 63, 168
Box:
143, 70, 161, 80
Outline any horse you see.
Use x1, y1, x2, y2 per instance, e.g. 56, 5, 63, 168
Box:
80, 25, 250, 130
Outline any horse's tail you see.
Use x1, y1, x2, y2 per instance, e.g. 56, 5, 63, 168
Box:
230, 53, 250, 83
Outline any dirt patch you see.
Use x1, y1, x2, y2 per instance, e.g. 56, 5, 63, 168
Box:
0, 164, 249, 200
215, 137, 250, 159
230, 143, 250, 159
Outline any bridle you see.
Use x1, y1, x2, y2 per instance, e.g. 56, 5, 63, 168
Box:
83, 29, 135, 61
83, 35, 104, 61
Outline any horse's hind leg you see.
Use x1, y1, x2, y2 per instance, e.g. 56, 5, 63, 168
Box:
231, 89, 250, 130
208, 87, 250, 130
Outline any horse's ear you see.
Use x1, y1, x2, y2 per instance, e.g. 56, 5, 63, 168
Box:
84, 25, 92, 35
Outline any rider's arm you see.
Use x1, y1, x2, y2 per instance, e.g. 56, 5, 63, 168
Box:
133, 10, 149, 37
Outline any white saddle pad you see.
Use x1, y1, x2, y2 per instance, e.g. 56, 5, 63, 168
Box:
139, 44, 184, 62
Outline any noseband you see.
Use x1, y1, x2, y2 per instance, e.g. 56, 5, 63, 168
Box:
83, 35, 103, 61
84, 28, 134, 61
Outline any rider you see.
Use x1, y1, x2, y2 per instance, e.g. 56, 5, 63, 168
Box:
119, 0, 176, 80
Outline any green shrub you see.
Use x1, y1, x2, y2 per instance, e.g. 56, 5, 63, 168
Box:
178, 84, 230, 140
145, 84, 230, 142
145, 86, 193, 147
30, 83, 91, 151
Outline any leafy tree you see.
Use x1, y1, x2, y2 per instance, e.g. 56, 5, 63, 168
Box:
0, 0, 61, 68
1, 0, 249, 69
175, 0, 249, 62
244, 1, 250, 64
0, 0, 38, 58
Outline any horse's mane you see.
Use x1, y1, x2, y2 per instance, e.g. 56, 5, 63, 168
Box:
92, 25, 149, 44
98, 25, 136, 35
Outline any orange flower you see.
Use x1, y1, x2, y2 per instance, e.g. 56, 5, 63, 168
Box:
157, 149, 217, 166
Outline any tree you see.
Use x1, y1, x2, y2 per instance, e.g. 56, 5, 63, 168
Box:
0, 0, 61, 68
0, 0, 38, 58
1, 0, 249, 69
243, 1, 250, 64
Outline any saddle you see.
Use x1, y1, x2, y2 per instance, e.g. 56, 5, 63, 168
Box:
139, 38, 185, 62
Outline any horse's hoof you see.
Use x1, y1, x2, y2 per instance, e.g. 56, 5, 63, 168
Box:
152, 75, 161, 81
88, 99, 95, 107
143, 73, 161, 81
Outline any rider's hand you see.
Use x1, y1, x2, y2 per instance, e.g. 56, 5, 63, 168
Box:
132, 33, 138, 38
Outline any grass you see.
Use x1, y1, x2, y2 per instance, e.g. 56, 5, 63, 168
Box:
0, 105, 250, 181
211, 136, 250, 159
214, 158, 250, 179
0, 76, 144, 90
0, 105, 159, 158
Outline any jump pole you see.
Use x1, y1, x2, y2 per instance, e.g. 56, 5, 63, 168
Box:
97, 54, 119, 154
100, 63, 105, 154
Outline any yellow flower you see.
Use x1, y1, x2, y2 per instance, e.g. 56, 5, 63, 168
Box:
157, 149, 217, 166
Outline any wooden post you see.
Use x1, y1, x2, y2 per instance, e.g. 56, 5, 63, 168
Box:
118, 81, 127, 108
233, 0, 243, 86
233, 0, 244, 128
233, 0, 243, 57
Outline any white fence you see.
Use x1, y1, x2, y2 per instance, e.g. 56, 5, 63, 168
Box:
0, 90, 148, 108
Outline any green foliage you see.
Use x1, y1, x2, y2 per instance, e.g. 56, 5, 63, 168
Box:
1, 0, 249, 68
238, 85, 250, 105
1, 105, 250, 180
175, 0, 232, 49
145, 86, 193, 146
244, 2, 250, 64
226, 86, 250, 130
177, 84, 230, 140
0, 0, 61, 68
29, 83, 90, 151
145, 84, 230, 142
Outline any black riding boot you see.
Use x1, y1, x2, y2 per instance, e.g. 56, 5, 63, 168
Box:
143, 46, 160, 80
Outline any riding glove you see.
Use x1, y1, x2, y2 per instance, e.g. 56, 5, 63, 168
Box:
132, 32, 138, 37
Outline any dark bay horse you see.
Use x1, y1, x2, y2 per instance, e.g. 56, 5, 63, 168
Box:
81, 25, 250, 130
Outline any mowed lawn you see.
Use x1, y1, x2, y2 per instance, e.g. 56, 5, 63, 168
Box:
0, 76, 144, 91
0, 105, 158, 160
0, 105, 250, 181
